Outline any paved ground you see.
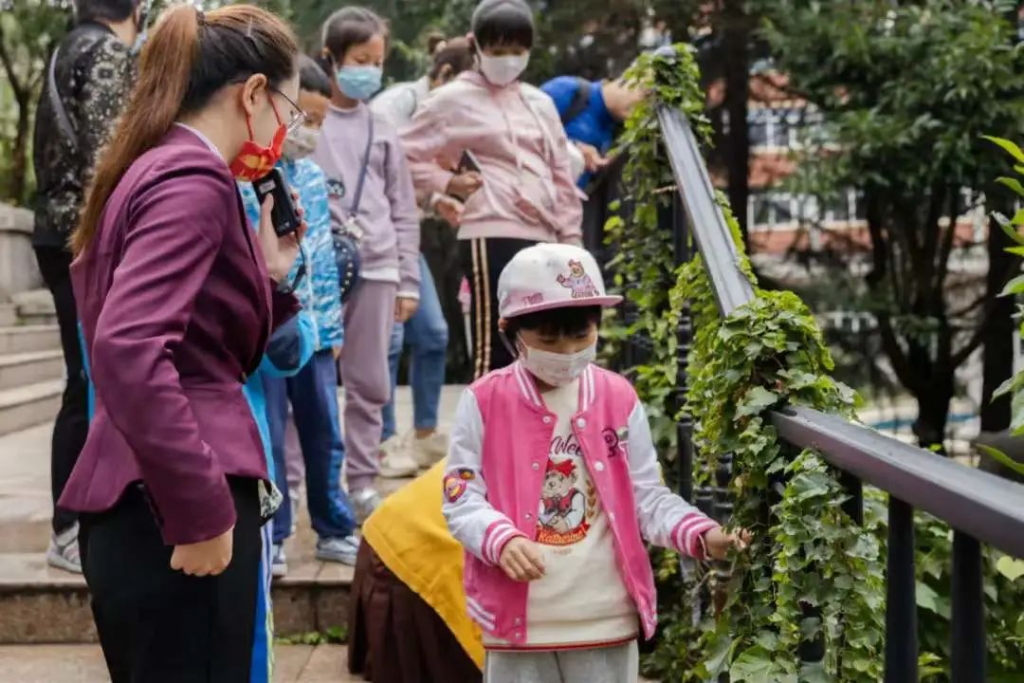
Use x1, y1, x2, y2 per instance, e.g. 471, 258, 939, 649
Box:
0, 644, 354, 682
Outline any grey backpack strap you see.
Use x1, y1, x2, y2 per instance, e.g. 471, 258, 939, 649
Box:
47, 48, 79, 152
350, 114, 375, 215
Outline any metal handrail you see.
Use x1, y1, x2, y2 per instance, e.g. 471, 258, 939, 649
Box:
660, 106, 1024, 549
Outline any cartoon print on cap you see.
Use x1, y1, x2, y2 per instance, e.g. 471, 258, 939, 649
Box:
556, 259, 599, 299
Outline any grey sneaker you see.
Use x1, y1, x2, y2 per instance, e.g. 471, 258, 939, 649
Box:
271, 544, 288, 578
47, 522, 83, 574
315, 535, 360, 565
410, 429, 449, 470
351, 487, 382, 525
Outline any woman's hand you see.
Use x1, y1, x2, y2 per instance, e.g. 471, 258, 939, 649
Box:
704, 527, 751, 561
170, 527, 234, 577
433, 194, 465, 228
499, 537, 546, 582
445, 171, 483, 201
258, 193, 307, 283
395, 296, 419, 323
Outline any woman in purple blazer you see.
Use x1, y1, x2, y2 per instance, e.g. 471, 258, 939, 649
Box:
64, 5, 306, 681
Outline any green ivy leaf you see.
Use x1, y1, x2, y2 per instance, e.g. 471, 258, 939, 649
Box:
916, 581, 951, 619
737, 386, 780, 419
977, 445, 1024, 477
997, 556, 1024, 582
730, 647, 778, 683
1000, 274, 1024, 298
997, 176, 1024, 198
985, 135, 1024, 165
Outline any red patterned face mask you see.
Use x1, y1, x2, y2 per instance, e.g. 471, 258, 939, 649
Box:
230, 99, 287, 181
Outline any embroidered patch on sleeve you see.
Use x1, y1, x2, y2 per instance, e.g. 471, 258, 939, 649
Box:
444, 472, 470, 503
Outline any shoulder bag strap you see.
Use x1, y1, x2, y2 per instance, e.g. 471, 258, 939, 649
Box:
349, 113, 375, 216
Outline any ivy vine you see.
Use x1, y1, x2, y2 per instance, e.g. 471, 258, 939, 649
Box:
606, 45, 886, 681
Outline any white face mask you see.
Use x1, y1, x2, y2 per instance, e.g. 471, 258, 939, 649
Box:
282, 126, 319, 161
519, 338, 596, 387
479, 51, 530, 87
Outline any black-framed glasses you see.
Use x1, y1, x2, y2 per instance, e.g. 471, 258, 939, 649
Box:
270, 88, 307, 135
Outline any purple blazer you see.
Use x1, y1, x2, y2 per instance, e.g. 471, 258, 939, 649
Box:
63, 127, 298, 545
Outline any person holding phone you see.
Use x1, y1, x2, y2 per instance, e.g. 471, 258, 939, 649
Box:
64, 6, 305, 680
401, 0, 584, 380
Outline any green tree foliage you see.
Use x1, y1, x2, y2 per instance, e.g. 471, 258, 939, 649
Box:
762, 0, 1024, 448
0, 0, 70, 205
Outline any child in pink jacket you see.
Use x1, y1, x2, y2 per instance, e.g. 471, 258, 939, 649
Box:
443, 244, 747, 682
400, 0, 583, 380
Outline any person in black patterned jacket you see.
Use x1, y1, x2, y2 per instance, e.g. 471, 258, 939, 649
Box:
31, 0, 143, 574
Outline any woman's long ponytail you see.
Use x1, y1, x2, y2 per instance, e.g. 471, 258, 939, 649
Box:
73, 5, 200, 256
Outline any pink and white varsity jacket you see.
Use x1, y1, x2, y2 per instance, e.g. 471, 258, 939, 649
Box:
442, 362, 720, 646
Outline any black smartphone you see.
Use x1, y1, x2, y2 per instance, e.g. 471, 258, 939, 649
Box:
253, 168, 300, 237
457, 149, 482, 175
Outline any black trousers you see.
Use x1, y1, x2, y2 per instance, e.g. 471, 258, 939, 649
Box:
35, 245, 89, 535
458, 237, 538, 380
79, 478, 262, 683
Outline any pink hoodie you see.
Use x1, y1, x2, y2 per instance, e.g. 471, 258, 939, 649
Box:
400, 71, 583, 245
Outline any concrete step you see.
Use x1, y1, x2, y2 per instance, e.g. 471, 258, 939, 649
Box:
0, 351, 64, 392
0, 551, 352, 644
0, 304, 16, 327
0, 380, 63, 437
11, 290, 57, 327
0, 643, 355, 682
0, 326, 61, 355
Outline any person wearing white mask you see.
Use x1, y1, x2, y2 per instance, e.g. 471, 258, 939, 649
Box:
442, 243, 748, 682
239, 55, 357, 573
401, 0, 584, 381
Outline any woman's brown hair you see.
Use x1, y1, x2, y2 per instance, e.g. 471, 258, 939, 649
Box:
73, 4, 298, 255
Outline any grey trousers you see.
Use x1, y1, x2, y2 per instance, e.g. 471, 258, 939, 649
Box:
484, 641, 639, 683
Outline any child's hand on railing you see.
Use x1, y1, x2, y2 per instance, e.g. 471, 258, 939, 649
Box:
704, 527, 751, 561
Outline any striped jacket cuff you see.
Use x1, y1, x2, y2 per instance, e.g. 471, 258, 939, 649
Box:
672, 514, 720, 561
482, 519, 526, 566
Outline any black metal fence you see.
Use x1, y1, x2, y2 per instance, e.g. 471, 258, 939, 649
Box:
655, 105, 1024, 682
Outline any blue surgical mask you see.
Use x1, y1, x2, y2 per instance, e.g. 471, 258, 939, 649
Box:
336, 65, 383, 101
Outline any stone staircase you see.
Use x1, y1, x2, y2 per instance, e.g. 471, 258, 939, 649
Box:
0, 295, 62, 437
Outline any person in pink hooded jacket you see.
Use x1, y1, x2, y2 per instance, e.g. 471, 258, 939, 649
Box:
400, 0, 583, 380
443, 244, 749, 682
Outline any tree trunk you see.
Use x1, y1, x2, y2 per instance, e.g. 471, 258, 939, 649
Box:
981, 195, 1016, 433
721, 0, 751, 250
9, 94, 30, 205
913, 373, 955, 451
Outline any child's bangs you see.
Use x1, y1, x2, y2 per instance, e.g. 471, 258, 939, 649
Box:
474, 3, 535, 50
510, 306, 601, 338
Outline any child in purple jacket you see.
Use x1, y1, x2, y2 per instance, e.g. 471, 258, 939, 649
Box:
312, 6, 420, 521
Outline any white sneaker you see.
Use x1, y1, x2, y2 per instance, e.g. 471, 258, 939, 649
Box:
271, 544, 288, 578
351, 488, 382, 525
47, 522, 83, 574
379, 435, 418, 478
409, 429, 449, 470
315, 535, 360, 565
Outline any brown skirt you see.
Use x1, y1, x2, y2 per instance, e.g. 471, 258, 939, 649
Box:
348, 541, 483, 683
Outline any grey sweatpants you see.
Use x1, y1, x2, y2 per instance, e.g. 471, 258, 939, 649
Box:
484, 641, 639, 683
339, 279, 398, 492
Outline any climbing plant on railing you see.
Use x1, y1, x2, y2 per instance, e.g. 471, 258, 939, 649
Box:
604, 45, 886, 682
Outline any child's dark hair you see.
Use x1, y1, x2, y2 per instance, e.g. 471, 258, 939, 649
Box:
504, 306, 601, 341
471, 0, 534, 50
319, 6, 388, 71
429, 37, 474, 81
298, 54, 332, 98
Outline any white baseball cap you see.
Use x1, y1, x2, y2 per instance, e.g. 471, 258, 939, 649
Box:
498, 243, 622, 319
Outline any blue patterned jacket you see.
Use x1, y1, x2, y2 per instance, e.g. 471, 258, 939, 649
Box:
240, 158, 344, 350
